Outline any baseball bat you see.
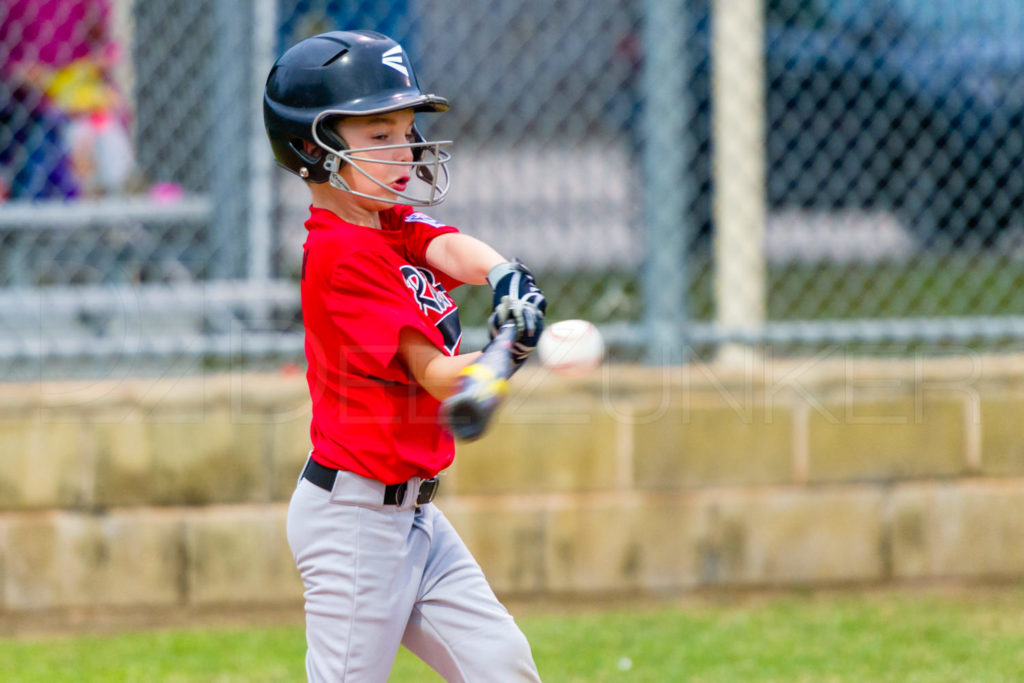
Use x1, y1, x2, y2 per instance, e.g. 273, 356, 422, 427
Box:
441, 320, 518, 441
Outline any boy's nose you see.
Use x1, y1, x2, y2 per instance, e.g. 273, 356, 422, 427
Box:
395, 143, 415, 162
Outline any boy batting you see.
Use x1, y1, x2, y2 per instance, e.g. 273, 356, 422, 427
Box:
264, 30, 545, 681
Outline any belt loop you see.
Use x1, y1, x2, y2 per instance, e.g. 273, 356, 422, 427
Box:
383, 482, 409, 506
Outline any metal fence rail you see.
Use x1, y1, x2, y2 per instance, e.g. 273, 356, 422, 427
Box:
1, 0, 1022, 380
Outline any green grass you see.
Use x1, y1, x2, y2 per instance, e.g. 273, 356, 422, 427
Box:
4, 589, 1024, 682
461, 254, 1024, 328
689, 253, 1024, 322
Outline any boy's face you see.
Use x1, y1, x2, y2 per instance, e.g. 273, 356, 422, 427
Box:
333, 109, 416, 207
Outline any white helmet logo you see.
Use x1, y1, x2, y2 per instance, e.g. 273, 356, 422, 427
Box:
382, 45, 409, 77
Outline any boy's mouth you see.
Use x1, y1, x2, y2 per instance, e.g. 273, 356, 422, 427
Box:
391, 176, 410, 192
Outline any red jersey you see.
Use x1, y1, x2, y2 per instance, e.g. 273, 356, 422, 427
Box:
300, 204, 463, 484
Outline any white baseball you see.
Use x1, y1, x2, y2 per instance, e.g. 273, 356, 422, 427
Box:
537, 319, 605, 377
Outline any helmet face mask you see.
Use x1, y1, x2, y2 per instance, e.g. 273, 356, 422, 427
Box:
263, 30, 452, 206
312, 110, 452, 206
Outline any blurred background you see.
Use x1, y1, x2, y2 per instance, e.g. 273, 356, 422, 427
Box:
4, 5, 1024, 673
2, 0, 1023, 382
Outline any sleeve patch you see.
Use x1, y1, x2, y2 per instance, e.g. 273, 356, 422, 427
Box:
404, 211, 447, 229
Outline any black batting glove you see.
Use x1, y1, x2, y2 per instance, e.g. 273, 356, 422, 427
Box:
487, 259, 547, 367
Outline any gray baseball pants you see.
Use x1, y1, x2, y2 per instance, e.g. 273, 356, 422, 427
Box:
287, 462, 541, 682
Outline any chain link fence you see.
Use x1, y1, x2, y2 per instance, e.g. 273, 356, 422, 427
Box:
1, 0, 1022, 380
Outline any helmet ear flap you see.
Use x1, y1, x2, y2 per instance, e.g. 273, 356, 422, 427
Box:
294, 116, 347, 180
289, 138, 322, 165
315, 115, 348, 153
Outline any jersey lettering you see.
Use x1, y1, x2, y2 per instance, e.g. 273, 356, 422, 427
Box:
401, 265, 451, 314
399, 265, 461, 354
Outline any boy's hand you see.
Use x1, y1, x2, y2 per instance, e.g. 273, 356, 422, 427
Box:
487, 259, 547, 366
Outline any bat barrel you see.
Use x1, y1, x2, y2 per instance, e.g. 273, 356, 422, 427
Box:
441, 321, 517, 441
443, 398, 491, 441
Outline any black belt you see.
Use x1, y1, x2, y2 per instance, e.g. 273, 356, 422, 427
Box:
302, 457, 439, 506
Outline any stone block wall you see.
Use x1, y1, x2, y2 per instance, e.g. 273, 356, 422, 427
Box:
1, 353, 1023, 627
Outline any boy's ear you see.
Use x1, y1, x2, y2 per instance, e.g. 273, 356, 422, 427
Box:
301, 140, 323, 158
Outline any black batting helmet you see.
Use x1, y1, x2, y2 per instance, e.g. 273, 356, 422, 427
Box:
263, 30, 451, 203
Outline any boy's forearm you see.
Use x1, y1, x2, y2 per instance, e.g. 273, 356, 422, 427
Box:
399, 327, 483, 400
419, 350, 482, 400
425, 233, 506, 285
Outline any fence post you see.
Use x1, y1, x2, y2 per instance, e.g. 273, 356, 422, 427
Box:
210, 0, 249, 280
641, 0, 691, 365
712, 0, 766, 363
249, 0, 277, 285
